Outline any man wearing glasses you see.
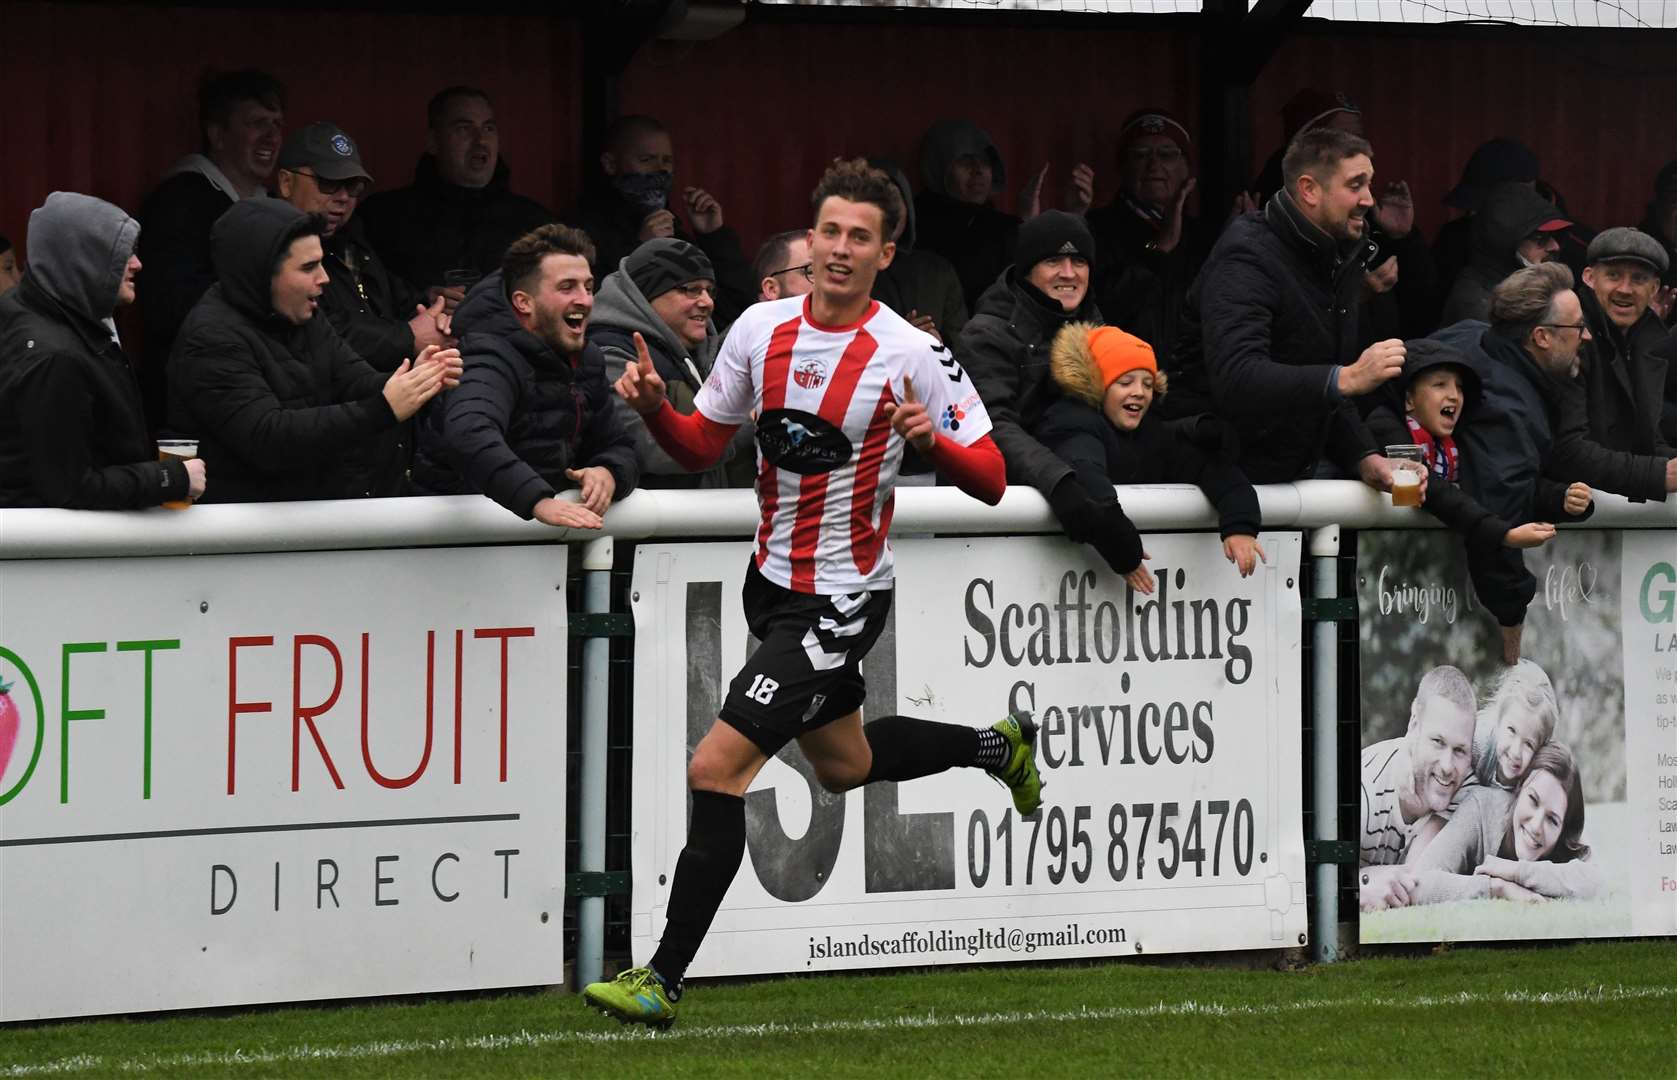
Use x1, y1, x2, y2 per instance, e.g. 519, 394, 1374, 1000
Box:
752, 230, 814, 303
1073, 109, 1205, 365
276, 123, 454, 372
591, 238, 746, 487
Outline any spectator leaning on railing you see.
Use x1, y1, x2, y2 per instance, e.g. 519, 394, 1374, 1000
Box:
168, 199, 461, 503
1173, 127, 1411, 495
1368, 333, 1591, 665
0, 193, 207, 509
412, 224, 637, 528
1431, 263, 1677, 658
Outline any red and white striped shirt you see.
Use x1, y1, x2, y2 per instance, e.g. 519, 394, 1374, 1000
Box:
696, 296, 992, 595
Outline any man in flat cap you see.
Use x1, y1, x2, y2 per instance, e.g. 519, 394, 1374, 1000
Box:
276, 122, 454, 371
1577, 226, 1675, 459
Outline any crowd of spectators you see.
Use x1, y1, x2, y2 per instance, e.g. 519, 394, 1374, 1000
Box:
1, 68, 1674, 662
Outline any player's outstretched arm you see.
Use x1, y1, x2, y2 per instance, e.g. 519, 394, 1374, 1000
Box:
619, 331, 739, 472
886, 375, 1006, 505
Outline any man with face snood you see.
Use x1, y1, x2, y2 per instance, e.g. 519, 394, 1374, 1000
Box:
572, 115, 755, 327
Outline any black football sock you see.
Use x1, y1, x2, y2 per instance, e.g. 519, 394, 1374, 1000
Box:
863, 715, 986, 783
649, 789, 746, 994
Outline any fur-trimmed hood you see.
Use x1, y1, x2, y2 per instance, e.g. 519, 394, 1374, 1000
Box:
1050, 321, 1107, 407
1049, 321, 1166, 408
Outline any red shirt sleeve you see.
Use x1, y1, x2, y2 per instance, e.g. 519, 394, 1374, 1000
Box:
642, 401, 740, 473
927, 433, 1006, 505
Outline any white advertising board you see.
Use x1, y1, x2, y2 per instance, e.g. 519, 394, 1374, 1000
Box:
0, 545, 568, 1021
630, 533, 1306, 976
1357, 529, 1677, 944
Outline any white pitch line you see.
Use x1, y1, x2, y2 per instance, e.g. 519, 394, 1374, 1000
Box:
1, 983, 1672, 1076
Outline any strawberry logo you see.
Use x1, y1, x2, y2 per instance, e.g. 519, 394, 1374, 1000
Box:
0, 677, 17, 781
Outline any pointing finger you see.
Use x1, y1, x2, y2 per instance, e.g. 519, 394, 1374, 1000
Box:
632, 331, 654, 374
902, 374, 918, 404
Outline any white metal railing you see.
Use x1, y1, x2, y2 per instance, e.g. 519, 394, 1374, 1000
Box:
0, 482, 1671, 558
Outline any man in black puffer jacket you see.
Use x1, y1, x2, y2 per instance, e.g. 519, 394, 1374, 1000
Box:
1172, 127, 1408, 490
0, 192, 206, 508
413, 224, 637, 527
168, 199, 460, 502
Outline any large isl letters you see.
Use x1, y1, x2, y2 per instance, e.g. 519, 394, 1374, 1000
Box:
684, 582, 950, 897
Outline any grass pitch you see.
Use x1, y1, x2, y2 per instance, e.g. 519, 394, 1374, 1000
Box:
2, 939, 1673, 1078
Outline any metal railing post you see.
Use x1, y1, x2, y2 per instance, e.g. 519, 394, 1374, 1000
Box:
576, 536, 614, 988
1309, 525, 1341, 963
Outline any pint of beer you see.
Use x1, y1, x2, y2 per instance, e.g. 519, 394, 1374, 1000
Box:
157, 439, 198, 510
1385, 444, 1426, 508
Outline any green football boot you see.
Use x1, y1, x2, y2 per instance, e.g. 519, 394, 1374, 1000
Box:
992, 711, 1043, 816
582, 966, 678, 1029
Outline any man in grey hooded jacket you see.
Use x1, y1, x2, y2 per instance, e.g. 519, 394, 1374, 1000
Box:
588, 238, 746, 487
0, 193, 207, 508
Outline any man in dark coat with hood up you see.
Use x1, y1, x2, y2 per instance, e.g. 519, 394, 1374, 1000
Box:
414, 224, 637, 526
358, 87, 553, 312
168, 199, 461, 503
0, 193, 206, 508
868, 158, 968, 344
1439, 181, 1571, 326
915, 119, 1022, 309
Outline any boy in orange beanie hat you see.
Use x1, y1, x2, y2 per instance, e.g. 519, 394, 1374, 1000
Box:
1034, 323, 1264, 592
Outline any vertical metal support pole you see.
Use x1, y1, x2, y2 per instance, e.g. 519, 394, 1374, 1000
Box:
1309, 525, 1341, 963
576, 536, 615, 988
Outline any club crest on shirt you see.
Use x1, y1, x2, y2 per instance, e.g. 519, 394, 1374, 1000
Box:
756, 408, 853, 475
792, 356, 828, 390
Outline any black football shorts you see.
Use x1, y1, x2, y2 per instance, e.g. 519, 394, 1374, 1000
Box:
718, 561, 893, 755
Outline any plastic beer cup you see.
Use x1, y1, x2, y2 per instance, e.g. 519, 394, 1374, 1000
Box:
1385, 444, 1426, 508
157, 439, 198, 510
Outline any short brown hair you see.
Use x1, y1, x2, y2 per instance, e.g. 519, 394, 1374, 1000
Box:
1490, 261, 1573, 341
1282, 127, 1373, 191
810, 158, 902, 241
502, 224, 597, 300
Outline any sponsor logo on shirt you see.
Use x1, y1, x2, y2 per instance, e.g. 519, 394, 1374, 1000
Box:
940, 404, 967, 431
757, 408, 853, 475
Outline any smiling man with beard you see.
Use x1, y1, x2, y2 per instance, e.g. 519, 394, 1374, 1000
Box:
1174, 127, 1411, 492
412, 224, 637, 527
168, 199, 460, 503
1358, 665, 1477, 911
